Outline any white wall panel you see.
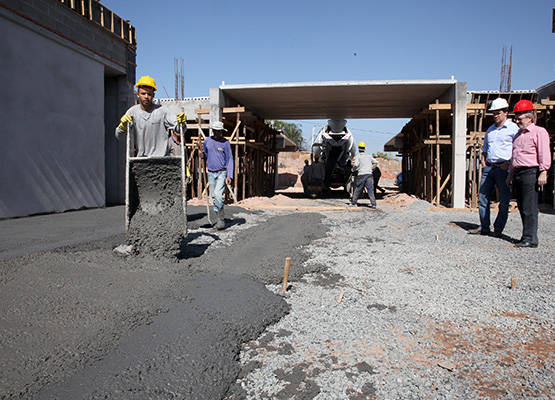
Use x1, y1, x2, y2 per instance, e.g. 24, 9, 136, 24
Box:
0, 15, 105, 218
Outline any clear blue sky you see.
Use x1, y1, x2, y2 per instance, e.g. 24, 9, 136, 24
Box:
105, 0, 554, 155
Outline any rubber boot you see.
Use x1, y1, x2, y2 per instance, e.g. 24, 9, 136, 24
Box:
215, 208, 225, 230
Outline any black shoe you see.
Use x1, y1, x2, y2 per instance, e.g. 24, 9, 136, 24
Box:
514, 241, 537, 248
492, 231, 503, 238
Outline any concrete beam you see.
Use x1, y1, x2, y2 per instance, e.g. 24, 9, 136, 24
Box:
451, 82, 467, 208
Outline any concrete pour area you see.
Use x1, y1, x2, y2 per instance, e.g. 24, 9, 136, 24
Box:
1, 195, 554, 399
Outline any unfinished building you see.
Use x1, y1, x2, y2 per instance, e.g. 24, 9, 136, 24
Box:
0, 0, 136, 219
387, 85, 555, 208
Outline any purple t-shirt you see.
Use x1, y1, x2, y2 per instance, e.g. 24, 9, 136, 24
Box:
203, 136, 234, 179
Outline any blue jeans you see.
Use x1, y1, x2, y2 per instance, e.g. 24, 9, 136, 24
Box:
352, 174, 376, 207
478, 166, 511, 233
207, 170, 226, 212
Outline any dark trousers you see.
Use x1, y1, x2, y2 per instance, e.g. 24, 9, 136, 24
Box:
513, 167, 539, 244
352, 174, 376, 207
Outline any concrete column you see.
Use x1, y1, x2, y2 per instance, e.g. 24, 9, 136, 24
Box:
209, 88, 223, 132
451, 82, 467, 208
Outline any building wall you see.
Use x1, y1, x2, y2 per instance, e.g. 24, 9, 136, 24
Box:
0, 13, 106, 218
0, 0, 135, 218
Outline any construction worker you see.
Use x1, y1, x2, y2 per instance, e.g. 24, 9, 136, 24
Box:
351, 142, 377, 208
115, 76, 187, 157
301, 159, 310, 195
505, 100, 552, 248
469, 98, 518, 237
201, 121, 234, 230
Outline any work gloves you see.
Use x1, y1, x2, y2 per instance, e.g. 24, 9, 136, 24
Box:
177, 112, 187, 125
117, 114, 133, 131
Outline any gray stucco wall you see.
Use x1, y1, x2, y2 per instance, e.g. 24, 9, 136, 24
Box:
0, 14, 105, 218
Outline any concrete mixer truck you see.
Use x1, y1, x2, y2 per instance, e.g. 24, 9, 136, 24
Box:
309, 119, 356, 195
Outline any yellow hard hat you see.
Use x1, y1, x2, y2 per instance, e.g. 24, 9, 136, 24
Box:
358, 141, 366, 149
136, 76, 157, 91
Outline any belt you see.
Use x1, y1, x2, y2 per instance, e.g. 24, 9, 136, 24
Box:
208, 168, 226, 173
485, 161, 508, 167
514, 166, 538, 172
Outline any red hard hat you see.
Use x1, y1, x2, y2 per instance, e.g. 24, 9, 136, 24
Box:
513, 100, 535, 113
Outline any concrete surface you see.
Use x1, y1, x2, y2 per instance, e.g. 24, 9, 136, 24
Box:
0, 205, 327, 399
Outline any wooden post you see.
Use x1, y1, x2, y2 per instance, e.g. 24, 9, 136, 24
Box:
282, 257, 291, 291
435, 100, 441, 206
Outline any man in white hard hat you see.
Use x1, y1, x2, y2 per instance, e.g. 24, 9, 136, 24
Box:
350, 142, 377, 208
469, 98, 518, 237
115, 75, 187, 157
200, 121, 234, 230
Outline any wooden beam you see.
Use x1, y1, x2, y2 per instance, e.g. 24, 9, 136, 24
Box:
195, 108, 210, 115
424, 139, 452, 145
429, 104, 452, 110
223, 106, 245, 113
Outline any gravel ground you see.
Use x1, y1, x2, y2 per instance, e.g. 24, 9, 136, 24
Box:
226, 199, 555, 399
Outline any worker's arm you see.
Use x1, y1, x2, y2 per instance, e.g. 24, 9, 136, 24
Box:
115, 114, 133, 139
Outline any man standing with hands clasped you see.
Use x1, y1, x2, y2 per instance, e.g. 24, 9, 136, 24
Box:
469, 98, 518, 237
201, 121, 234, 230
506, 100, 552, 248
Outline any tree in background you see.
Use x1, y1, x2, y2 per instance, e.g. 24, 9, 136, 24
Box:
269, 120, 306, 151
372, 150, 395, 160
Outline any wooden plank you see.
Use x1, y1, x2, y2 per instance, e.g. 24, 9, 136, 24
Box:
424, 139, 452, 145
541, 99, 555, 105
223, 106, 245, 113
467, 104, 486, 110
429, 104, 452, 110
195, 108, 210, 114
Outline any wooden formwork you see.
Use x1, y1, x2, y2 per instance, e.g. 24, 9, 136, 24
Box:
399, 93, 554, 208
181, 107, 278, 203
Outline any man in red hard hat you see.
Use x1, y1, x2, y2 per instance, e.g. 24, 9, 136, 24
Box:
505, 100, 552, 248
469, 98, 518, 237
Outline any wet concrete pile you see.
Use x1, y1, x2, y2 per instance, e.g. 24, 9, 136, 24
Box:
127, 158, 186, 258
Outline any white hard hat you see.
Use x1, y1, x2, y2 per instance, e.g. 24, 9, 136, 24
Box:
210, 121, 227, 132
489, 98, 509, 111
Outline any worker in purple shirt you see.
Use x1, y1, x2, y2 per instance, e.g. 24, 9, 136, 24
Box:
506, 100, 552, 248
200, 121, 234, 230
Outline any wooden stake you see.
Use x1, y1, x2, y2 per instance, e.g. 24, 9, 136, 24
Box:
282, 257, 291, 291
511, 278, 517, 290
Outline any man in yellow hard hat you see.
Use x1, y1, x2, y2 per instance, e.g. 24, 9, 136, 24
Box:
115, 76, 187, 157
350, 141, 377, 208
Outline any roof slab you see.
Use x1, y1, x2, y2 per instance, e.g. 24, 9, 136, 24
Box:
220, 79, 457, 120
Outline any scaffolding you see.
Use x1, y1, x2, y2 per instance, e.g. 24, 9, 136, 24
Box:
179, 107, 279, 203
398, 92, 554, 208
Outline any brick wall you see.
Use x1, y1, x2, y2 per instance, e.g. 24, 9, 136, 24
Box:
1, 0, 132, 73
